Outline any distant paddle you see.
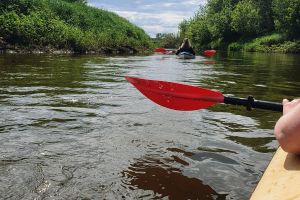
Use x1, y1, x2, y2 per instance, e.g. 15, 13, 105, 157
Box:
154, 48, 167, 54
203, 50, 216, 57
126, 76, 282, 112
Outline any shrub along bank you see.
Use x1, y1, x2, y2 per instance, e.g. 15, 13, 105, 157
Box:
179, 0, 300, 53
0, 0, 153, 54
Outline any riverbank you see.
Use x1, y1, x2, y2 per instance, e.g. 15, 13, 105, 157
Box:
228, 34, 300, 53
0, 0, 153, 55
0, 41, 144, 55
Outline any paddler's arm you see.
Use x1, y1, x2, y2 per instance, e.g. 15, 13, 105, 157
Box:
190, 47, 196, 55
274, 99, 300, 154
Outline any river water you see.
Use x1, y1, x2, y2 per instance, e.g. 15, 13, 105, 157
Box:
0, 52, 299, 200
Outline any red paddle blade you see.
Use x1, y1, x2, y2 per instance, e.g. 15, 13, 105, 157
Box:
125, 76, 224, 111
203, 50, 216, 57
154, 48, 167, 53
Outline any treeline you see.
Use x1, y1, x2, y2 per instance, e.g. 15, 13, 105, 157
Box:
0, 0, 153, 53
152, 33, 181, 49
179, 0, 300, 53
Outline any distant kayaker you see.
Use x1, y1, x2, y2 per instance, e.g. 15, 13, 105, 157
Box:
274, 99, 300, 154
176, 38, 195, 56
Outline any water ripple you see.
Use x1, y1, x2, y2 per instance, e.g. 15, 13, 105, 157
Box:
1, 53, 299, 199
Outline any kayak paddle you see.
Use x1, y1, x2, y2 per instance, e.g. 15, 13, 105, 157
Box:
203, 50, 216, 57
125, 76, 282, 112
154, 48, 167, 53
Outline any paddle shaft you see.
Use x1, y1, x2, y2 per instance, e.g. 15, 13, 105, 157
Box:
224, 96, 283, 112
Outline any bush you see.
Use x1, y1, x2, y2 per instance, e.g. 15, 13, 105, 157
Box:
179, 0, 300, 51
0, 0, 153, 52
273, 0, 300, 39
186, 13, 212, 49
231, 0, 261, 37
228, 42, 243, 51
243, 34, 299, 53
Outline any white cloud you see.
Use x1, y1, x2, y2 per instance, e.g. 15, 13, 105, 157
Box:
114, 10, 186, 37
160, 2, 177, 7
141, 25, 176, 36
115, 11, 184, 24
88, 0, 207, 37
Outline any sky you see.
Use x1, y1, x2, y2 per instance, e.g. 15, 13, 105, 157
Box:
87, 0, 207, 37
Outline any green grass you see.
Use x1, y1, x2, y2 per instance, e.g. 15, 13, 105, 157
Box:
0, 0, 153, 53
228, 33, 300, 53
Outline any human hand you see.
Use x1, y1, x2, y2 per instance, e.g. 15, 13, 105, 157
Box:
282, 99, 300, 115
275, 98, 300, 154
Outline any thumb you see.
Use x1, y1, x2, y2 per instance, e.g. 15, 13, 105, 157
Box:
282, 99, 289, 105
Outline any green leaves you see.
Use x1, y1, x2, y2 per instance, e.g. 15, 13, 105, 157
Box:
154, 33, 180, 49
231, 0, 261, 36
273, 0, 300, 39
180, 0, 300, 50
0, 0, 153, 52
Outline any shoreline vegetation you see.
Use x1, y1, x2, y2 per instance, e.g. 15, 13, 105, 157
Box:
1, 0, 299, 55
182, 0, 300, 53
227, 34, 300, 53
156, 0, 300, 54
0, 0, 153, 55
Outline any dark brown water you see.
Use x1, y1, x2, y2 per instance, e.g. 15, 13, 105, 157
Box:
0, 52, 299, 199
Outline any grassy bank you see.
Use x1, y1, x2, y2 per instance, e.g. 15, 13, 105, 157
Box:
0, 0, 153, 54
228, 34, 300, 53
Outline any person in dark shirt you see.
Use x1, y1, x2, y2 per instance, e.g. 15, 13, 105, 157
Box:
175, 38, 195, 55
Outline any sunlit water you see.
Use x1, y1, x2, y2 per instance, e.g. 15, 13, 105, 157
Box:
0, 53, 300, 199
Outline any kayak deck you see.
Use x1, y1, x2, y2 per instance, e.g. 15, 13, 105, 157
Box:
177, 52, 195, 59
250, 147, 300, 200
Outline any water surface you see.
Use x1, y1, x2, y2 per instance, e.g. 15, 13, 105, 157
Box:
0, 52, 300, 199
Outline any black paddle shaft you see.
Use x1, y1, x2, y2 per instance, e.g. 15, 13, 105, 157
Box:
224, 96, 283, 112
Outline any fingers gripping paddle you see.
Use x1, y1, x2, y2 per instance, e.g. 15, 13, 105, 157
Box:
125, 76, 283, 112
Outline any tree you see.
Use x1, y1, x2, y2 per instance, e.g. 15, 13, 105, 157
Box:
231, 0, 261, 37
273, 0, 300, 38
207, 6, 232, 40
186, 15, 212, 49
155, 33, 180, 48
254, 0, 274, 33
178, 19, 189, 40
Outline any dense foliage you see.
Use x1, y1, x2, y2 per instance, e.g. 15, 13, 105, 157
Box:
272, 0, 300, 38
180, 0, 300, 52
153, 33, 181, 49
0, 0, 153, 53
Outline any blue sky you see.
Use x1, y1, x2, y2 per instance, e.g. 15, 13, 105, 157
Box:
87, 0, 207, 37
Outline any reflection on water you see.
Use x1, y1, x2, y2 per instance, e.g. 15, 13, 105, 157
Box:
226, 136, 276, 153
122, 153, 227, 200
0, 52, 300, 199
